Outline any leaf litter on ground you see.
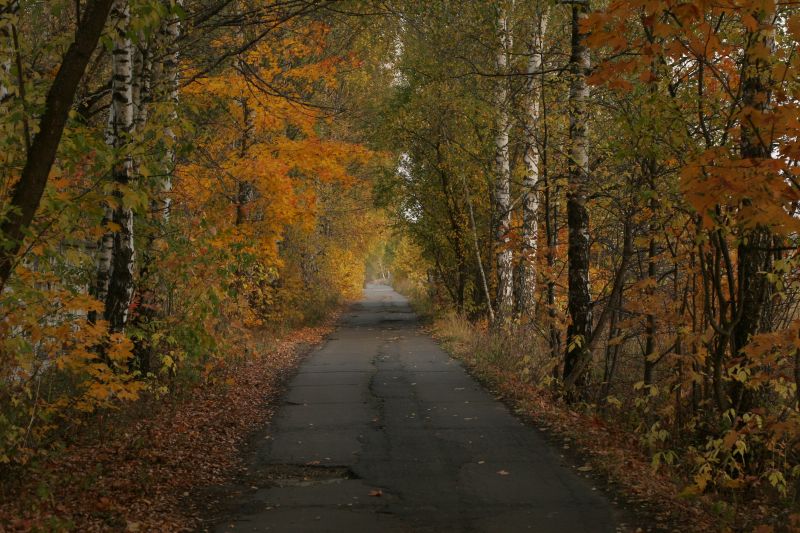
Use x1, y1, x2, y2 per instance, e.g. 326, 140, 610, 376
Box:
0, 312, 342, 532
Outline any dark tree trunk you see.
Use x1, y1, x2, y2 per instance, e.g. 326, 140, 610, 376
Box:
0, 0, 115, 293
730, 7, 776, 411
563, 3, 592, 389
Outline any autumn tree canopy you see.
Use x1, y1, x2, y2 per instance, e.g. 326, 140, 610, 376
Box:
0, 0, 383, 460
1, 0, 800, 529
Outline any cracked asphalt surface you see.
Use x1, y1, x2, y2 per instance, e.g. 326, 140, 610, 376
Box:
212, 284, 618, 532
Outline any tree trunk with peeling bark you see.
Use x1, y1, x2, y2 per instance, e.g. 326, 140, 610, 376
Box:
516, 8, 548, 320
493, 4, 513, 324
160, 0, 182, 220
94, 0, 136, 333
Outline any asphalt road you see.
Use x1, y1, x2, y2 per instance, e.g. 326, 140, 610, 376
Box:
212, 284, 618, 532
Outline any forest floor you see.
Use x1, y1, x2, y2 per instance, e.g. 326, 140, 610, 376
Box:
0, 312, 342, 532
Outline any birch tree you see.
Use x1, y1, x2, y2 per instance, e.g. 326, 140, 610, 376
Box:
94, 0, 136, 332
159, 0, 182, 220
493, 1, 514, 323
516, 5, 548, 319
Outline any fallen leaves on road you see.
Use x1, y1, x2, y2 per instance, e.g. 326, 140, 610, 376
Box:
368, 489, 383, 497
496, 470, 510, 476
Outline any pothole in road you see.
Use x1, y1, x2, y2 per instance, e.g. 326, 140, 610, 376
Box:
253, 464, 359, 488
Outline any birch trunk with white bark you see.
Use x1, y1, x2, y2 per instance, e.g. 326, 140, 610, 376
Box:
94, 0, 135, 332
516, 8, 548, 319
493, 4, 513, 324
133, 40, 151, 132
160, 0, 182, 221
